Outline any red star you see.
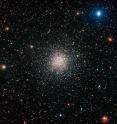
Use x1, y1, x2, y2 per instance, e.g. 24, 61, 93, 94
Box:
101, 115, 109, 124
107, 36, 113, 44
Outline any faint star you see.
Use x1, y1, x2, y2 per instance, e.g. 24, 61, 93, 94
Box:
109, 66, 112, 70
4, 25, 11, 32
76, 11, 80, 16
59, 113, 62, 117
55, 112, 64, 118
5, 26, 10, 31
97, 85, 101, 90
30, 45, 34, 49
80, 107, 83, 112
66, 103, 70, 106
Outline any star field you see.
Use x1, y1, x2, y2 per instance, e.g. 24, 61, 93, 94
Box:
0, 0, 117, 123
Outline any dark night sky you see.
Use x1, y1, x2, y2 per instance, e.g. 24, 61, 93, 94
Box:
0, 0, 117, 123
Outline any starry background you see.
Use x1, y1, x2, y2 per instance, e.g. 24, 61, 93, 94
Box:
0, 0, 117, 123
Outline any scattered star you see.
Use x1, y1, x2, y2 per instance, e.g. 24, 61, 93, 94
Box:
23, 122, 27, 124
76, 11, 80, 16
0, 64, 6, 71
5, 26, 10, 31
101, 115, 110, 124
30, 45, 34, 49
97, 85, 101, 89
107, 36, 113, 44
59, 113, 62, 117
4, 25, 11, 32
55, 112, 64, 118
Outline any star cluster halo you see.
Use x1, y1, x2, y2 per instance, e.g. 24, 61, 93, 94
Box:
49, 51, 69, 74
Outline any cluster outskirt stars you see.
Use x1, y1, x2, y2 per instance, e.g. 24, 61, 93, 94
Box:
0, 0, 117, 124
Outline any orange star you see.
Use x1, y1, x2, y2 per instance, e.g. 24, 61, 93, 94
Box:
101, 115, 109, 124
5, 26, 10, 32
0, 64, 6, 71
107, 36, 113, 44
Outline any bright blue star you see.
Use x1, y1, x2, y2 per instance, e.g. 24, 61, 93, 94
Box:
96, 10, 102, 17
89, 5, 108, 24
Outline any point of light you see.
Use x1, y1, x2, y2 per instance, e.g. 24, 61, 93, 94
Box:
96, 10, 102, 17
107, 36, 113, 44
0, 64, 6, 71
55, 112, 63, 118
5, 27, 9, 31
101, 115, 109, 124
30, 45, 34, 49
76, 11, 80, 16
2, 65, 6, 70
59, 113, 62, 117
4, 26, 11, 32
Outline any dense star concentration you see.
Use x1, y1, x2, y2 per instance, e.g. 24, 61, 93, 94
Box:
50, 51, 68, 73
0, 0, 117, 123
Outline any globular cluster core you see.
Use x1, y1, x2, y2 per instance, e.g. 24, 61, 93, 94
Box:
50, 51, 68, 73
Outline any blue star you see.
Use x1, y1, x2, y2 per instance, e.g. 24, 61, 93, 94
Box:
89, 5, 108, 22
96, 10, 102, 17
55, 112, 64, 118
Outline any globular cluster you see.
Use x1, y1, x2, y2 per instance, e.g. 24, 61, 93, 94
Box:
49, 51, 68, 73
0, 0, 117, 124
